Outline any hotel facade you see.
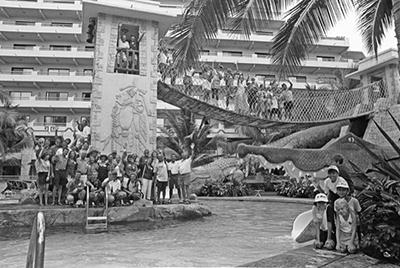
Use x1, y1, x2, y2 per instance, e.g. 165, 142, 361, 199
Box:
0, 0, 365, 141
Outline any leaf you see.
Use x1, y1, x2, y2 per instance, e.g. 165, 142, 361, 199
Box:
356, 0, 393, 56
271, 0, 353, 78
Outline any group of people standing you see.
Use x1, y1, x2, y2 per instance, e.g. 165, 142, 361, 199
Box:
311, 154, 361, 254
33, 133, 194, 207
162, 64, 295, 120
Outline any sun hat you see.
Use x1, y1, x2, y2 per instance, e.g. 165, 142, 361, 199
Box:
327, 165, 339, 173
336, 180, 349, 189
314, 193, 328, 203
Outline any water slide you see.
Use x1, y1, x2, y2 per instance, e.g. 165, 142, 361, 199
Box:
291, 209, 316, 243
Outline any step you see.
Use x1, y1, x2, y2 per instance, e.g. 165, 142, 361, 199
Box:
86, 223, 107, 229
87, 216, 107, 221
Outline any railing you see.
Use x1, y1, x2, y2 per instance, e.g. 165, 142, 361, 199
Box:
114, 48, 139, 74
26, 212, 45, 268
161, 77, 388, 123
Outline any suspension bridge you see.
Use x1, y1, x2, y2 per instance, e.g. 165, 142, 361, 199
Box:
157, 78, 387, 129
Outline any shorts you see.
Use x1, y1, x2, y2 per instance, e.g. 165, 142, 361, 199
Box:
178, 173, 191, 186
37, 172, 48, 186
54, 170, 67, 187
157, 181, 168, 192
169, 174, 179, 189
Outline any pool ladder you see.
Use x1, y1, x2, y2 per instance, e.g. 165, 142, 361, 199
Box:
85, 186, 108, 231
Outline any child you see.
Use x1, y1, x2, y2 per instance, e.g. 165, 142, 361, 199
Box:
335, 199, 359, 253
315, 165, 347, 205
312, 193, 336, 250
334, 180, 361, 215
334, 180, 362, 243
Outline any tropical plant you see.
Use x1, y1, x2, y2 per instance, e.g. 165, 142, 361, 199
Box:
157, 109, 227, 161
168, 0, 399, 78
0, 90, 34, 158
199, 179, 254, 197
354, 110, 400, 263
274, 176, 315, 198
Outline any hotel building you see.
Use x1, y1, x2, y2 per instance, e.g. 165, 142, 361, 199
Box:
0, 0, 365, 141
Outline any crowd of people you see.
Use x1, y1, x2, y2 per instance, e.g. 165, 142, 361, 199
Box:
33, 120, 194, 208
159, 62, 295, 120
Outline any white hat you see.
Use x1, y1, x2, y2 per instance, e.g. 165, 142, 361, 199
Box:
327, 165, 339, 173
336, 180, 349, 189
314, 193, 328, 203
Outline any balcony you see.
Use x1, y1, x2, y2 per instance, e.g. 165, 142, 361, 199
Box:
27, 119, 78, 139
200, 52, 356, 72
1, 21, 81, 33
1, 0, 82, 15
0, 70, 92, 84
0, 45, 93, 64
10, 95, 91, 109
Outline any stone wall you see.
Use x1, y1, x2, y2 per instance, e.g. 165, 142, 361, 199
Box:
90, 13, 159, 155
363, 104, 400, 146
0, 203, 212, 228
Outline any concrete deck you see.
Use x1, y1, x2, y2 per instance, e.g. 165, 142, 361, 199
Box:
240, 245, 399, 267
198, 195, 314, 205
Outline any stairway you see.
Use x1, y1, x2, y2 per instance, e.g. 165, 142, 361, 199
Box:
85, 186, 108, 231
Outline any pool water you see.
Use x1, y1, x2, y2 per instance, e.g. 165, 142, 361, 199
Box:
0, 200, 310, 267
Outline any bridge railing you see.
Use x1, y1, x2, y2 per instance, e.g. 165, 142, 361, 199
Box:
161, 77, 387, 123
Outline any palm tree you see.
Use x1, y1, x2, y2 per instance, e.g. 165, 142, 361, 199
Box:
0, 90, 34, 159
168, 0, 399, 79
157, 109, 227, 162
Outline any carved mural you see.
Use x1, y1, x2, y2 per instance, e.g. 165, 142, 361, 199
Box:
101, 80, 150, 153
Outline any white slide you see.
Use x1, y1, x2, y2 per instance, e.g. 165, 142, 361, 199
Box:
291, 209, 316, 243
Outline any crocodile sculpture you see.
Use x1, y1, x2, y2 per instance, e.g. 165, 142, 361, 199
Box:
237, 132, 397, 174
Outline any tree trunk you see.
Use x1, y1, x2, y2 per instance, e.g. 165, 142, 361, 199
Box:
393, 0, 400, 103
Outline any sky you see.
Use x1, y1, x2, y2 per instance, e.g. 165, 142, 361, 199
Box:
328, 11, 397, 55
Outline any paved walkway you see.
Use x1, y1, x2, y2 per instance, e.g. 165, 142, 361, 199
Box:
240, 245, 399, 267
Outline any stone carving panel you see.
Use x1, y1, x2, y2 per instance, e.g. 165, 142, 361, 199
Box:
101, 81, 151, 153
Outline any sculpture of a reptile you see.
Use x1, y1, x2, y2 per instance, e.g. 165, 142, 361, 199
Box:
237, 132, 398, 173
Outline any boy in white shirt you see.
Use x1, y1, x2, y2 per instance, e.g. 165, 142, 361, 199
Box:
167, 154, 182, 203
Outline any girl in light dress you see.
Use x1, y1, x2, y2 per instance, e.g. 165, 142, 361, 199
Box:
335, 199, 359, 254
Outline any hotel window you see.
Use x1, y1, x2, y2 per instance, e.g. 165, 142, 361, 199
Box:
289, 76, 307, 83
46, 92, 68, 101
11, 67, 34, 74
83, 69, 93, 76
15, 21, 35, 26
85, 46, 95, 51
222, 51, 243, 57
256, 74, 275, 82
44, 116, 67, 126
48, 68, 70, 75
13, 44, 35, 50
317, 77, 337, 84
317, 56, 335, 62
9, 91, 31, 100
82, 92, 91, 101
255, 52, 270, 58
49, 45, 71, 51
51, 22, 73, 27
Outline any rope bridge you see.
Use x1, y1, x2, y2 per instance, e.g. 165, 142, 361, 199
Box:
157, 78, 387, 129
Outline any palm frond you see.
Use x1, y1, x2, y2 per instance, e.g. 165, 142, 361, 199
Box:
228, 0, 282, 37
271, 0, 353, 78
0, 110, 17, 130
168, 0, 236, 74
0, 90, 10, 105
356, 0, 392, 56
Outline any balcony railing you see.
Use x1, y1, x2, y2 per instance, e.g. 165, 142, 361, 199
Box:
114, 48, 139, 75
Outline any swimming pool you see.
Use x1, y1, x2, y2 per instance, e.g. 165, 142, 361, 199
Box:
0, 200, 310, 267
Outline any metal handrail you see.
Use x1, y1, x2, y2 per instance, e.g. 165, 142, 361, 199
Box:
26, 212, 45, 268
85, 185, 108, 228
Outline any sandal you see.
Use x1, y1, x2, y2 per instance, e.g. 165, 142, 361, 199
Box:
168, 199, 172, 204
